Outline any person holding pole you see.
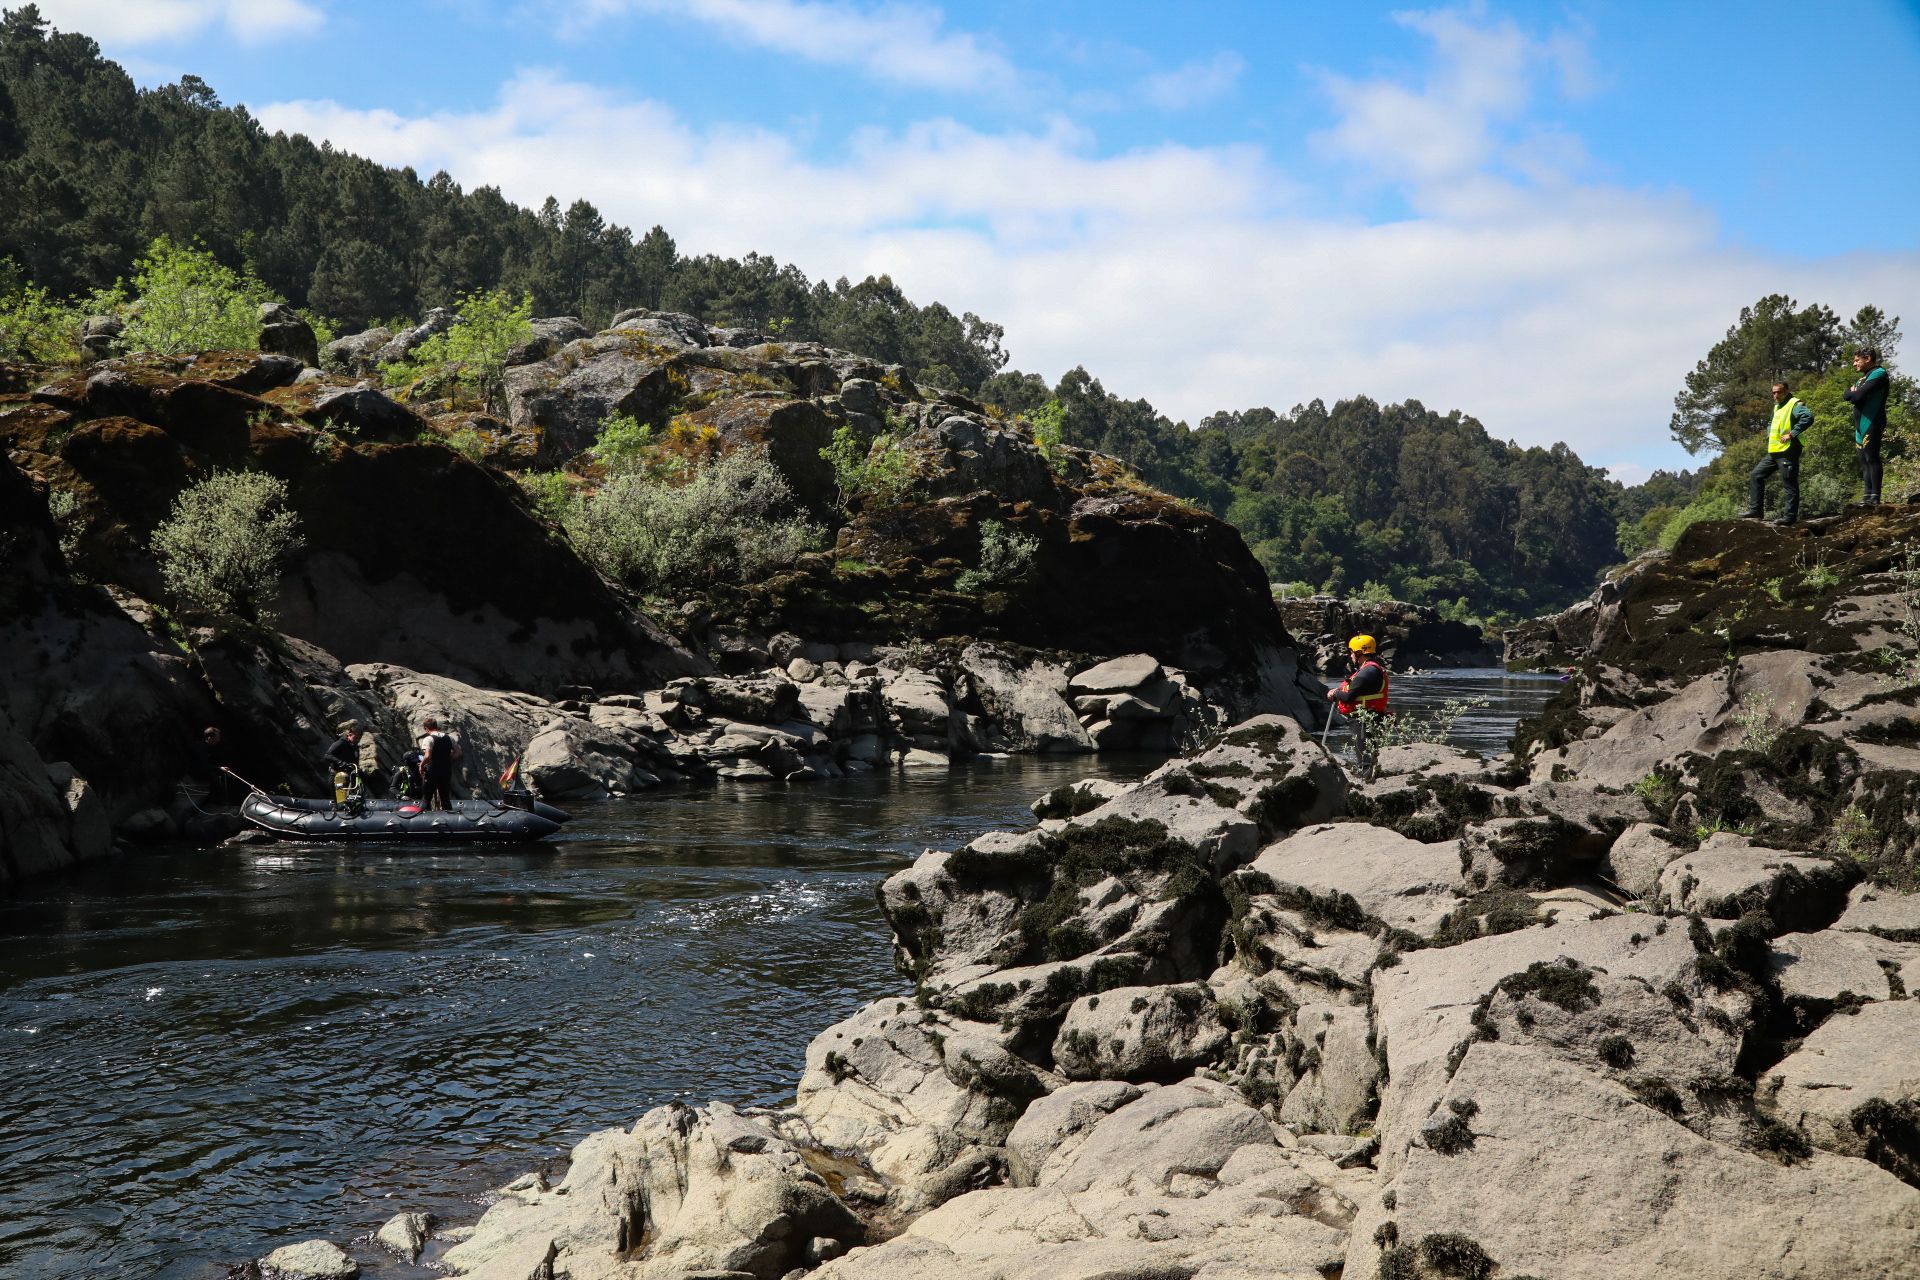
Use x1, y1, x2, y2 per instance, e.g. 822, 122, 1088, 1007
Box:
1327, 635, 1389, 776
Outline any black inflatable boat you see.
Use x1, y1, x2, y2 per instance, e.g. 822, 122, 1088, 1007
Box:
241, 793, 562, 843
358, 794, 573, 824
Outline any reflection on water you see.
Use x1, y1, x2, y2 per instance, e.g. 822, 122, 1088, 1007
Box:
0, 670, 1561, 1280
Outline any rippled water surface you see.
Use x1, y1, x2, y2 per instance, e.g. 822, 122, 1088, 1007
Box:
0, 670, 1560, 1280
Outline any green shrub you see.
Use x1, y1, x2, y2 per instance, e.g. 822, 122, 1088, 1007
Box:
150, 470, 303, 621
444, 427, 487, 463
0, 276, 82, 363
518, 470, 577, 525
1028, 398, 1066, 471
821, 423, 914, 511
121, 237, 279, 354
590, 412, 655, 471
1353, 579, 1396, 604
1657, 490, 1742, 549
569, 445, 821, 593
956, 518, 1039, 594
1352, 696, 1490, 749
383, 289, 533, 413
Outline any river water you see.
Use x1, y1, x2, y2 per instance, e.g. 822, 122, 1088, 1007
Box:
0, 669, 1561, 1280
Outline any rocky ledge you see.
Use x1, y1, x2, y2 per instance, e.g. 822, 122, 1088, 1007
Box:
251, 575, 1920, 1280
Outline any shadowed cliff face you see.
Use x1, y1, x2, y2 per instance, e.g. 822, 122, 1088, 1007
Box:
3, 350, 702, 695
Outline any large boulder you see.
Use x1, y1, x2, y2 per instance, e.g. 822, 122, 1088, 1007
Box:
955, 644, 1092, 754
1372, 1041, 1920, 1280
0, 710, 80, 884
1656, 833, 1853, 927
502, 336, 685, 463
789, 999, 1056, 1213
608, 308, 709, 348
813, 1079, 1353, 1280
1234, 823, 1463, 939
443, 1102, 861, 1280
1050, 983, 1229, 1082
317, 327, 392, 377
910, 414, 1056, 506
1762, 1000, 1920, 1170
1370, 914, 1739, 1178
504, 316, 591, 367
1530, 653, 1821, 787
374, 307, 457, 367
42, 761, 111, 864
257, 302, 319, 368
259, 1239, 358, 1279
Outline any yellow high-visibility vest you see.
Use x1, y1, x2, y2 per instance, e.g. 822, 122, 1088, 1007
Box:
1769, 397, 1803, 453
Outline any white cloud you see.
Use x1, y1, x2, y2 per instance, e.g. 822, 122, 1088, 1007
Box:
1140, 51, 1245, 110
1313, 7, 1589, 199
33, 0, 323, 44
254, 13, 1920, 478
564, 0, 1018, 94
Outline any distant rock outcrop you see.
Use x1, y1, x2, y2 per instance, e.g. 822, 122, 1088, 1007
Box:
1277, 593, 1500, 674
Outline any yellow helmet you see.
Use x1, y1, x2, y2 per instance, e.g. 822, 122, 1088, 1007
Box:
1348, 635, 1377, 654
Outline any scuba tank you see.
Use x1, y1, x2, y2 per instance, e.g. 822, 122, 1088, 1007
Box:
333, 770, 350, 805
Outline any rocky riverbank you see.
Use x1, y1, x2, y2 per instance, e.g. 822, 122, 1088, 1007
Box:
243, 504, 1920, 1280
0, 309, 1321, 884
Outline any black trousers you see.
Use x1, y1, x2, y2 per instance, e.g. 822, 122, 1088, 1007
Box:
1860, 429, 1883, 502
1749, 445, 1800, 521
423, 772, 453, 810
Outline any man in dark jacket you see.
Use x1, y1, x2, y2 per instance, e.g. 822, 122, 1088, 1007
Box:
324, 723, 374, 795
1844, 347, 1891, 505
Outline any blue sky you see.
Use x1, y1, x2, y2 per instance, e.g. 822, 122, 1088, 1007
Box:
40, 0, 1920, 479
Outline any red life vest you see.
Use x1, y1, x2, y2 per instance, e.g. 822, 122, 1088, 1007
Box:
1336, 660, 1390, 716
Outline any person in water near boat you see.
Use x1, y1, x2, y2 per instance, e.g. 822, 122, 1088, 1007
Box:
417, 717, 463, 811
1327, 634, 1390, 776
188, 724, 226, 800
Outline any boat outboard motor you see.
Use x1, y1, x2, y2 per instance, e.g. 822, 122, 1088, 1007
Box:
503, 786, 536, 812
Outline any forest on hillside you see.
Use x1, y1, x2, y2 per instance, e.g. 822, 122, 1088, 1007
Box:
3, 5, 1908, 624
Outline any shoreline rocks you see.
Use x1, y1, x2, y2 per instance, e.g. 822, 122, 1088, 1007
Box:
358, 506, 1920, 1280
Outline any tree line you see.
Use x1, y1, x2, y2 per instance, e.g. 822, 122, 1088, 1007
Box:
0, 6, 1007, 388
9, 5, 1904, 624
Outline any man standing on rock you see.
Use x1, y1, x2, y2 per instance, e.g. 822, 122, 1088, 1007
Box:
1742, 381, 1813, 526
1844, 347, 1891, 506
1327, 635, 1389, 775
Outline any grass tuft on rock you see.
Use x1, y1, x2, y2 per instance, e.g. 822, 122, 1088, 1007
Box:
1498, 959, 1601, 1012
1416, 1232, 1496, 1280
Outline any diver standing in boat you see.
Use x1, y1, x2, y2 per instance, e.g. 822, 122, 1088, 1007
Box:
418, 717, 462, 811
325, 722, 371, 795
